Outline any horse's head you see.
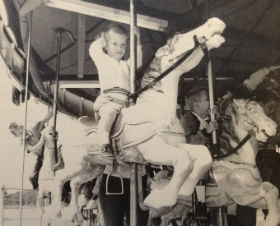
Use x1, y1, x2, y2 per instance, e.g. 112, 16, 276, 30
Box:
219, 98, 277, 143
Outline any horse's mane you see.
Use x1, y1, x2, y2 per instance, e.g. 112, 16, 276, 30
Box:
140, 56, 164, 93
139, 32, 184, 93
218, 98, 240, 156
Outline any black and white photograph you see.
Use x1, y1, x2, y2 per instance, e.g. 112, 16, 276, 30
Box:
0, 0, 280, 225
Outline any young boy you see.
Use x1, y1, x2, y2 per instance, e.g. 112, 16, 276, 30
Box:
180, 85, 218, 147
89, 23, 142, 152
89, 24, 148, 226
9, 110, 52, 189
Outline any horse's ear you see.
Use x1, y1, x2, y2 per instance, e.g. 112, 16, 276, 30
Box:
233, 99, 238, 105
233, 99, 246, 114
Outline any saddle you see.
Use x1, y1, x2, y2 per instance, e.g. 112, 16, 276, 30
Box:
78, 110, 158, 164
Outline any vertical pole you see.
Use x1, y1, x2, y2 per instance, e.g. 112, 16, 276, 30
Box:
129, 0, 137, 225
130, 164, 137, 226
0, 185, 4, 226
207, 58, 217, 144
206, 2, 227, 226
52, 30, 62, 130
77, 14, 86, 80
130, 0, 136, 93
39, 30, 61, 181
19, 12, 33, 226
206, 0, 216, 145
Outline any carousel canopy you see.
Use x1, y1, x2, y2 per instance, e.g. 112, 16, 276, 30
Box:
0, 0, 279, 117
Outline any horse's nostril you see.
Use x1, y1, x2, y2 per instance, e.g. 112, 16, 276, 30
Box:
262, 130, 271, 138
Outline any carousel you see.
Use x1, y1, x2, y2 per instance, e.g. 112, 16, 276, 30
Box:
0, 0, 280, 226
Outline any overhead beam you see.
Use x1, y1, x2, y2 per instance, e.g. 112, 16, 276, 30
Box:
46, 0, 168, 31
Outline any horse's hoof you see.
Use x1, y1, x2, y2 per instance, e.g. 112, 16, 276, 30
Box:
144, 188, 177, 209
206, 34, 225, 51
205, 18, 226, 35
198, 17, 226, 40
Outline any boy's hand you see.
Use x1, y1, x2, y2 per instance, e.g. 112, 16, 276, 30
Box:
209, 106, 218, 116
206, 120, 219, 133
95, 32, 105, 41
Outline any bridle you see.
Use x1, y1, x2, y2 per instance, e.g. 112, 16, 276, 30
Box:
129, 35, 208, 100
213, 133, 252, 159
213, 100, 255, 159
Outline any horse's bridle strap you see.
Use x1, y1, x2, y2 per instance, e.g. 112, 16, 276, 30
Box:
214, 133, 252, 159
129, 35, 203, 99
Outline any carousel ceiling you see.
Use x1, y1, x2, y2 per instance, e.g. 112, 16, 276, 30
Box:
0, 0, 279, 117
31, 0, 280, 78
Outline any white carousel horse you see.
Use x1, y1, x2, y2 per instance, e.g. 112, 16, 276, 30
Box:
148, 98, 279, 226
41, 17, 226, 223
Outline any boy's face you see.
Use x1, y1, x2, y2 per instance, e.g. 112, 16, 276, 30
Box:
10, 125, 23, 138
190, 90, 210, 118
105, 30, 127, 61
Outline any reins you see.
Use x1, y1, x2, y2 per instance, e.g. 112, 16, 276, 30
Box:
213, 133, 252, 159
129, 35, 207, 99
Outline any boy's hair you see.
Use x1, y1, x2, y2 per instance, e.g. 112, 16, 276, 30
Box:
186, 88, 208, 103
185, 87, 208, 110
9, 122, 19, 131
105, 23, 128, 36
9, 122, 21, 137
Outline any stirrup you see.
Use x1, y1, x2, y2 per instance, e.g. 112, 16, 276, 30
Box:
105, 171, 124, 195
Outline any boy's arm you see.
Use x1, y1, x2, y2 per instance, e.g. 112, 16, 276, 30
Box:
180, 112, 196, 138
89, 36, 107, 64
41, 110, 53, 125
26, 137, 45, 155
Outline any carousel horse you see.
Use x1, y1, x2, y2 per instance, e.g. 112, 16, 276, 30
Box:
41, 17, 226, 223
148, 98, 279, 226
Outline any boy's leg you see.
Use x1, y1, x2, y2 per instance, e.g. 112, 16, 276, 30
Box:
98, 103, 121, 151
29, 157, 43, 190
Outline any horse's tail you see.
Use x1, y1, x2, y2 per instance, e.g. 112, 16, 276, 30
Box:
53, 144, 64, 172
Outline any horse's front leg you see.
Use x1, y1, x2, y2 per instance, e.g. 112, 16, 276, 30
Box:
61, 165, 104, 222
58, 176, 83, 223
260, 182, 280, 226
177, 143, 212, 197
49, 168, 80, 218
137, 136, 194, 209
